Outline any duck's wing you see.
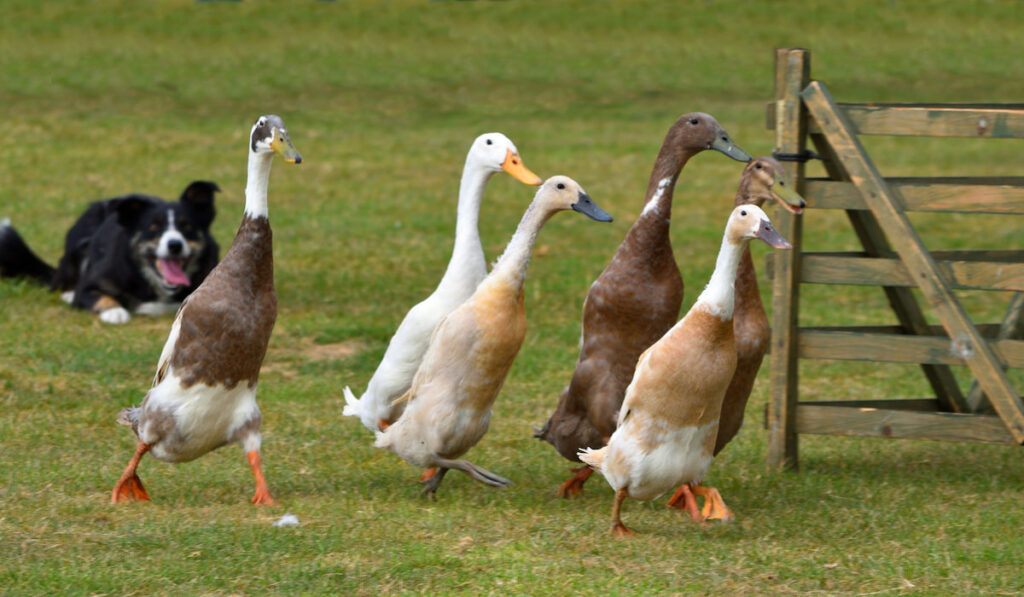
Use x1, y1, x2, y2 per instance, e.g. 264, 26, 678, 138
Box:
152, 297, 190, 387
392, 304, 481, 408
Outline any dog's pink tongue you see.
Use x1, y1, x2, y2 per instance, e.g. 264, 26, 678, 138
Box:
157, 259, 191, 287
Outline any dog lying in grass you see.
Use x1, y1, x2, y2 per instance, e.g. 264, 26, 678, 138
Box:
0, 181, 220, 324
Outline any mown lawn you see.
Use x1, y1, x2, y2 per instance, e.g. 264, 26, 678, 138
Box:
1, 1, 1022, 594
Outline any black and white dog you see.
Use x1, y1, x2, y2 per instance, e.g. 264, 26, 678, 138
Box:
0, 181, 220, 324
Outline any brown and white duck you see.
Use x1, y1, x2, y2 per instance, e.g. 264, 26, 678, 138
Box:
664, 157, 805, 520
110, 115, 301, 505
375, 176, 612, 497
579, 204, 791, 536
534, 112, 750, 497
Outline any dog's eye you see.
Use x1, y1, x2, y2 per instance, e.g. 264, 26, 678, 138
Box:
149, 224, 159, 232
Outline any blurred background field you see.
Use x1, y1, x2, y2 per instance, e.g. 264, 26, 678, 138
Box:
1, 1, 1022, 594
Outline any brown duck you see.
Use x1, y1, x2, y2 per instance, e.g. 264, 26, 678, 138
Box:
535, 112, 750, 497
665, 156, 805, 521
110, 115, 301, 505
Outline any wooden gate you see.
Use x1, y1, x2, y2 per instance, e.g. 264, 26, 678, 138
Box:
764, 47, 1024, 470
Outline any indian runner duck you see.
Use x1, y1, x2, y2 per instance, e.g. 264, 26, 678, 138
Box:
375, 176, 612, 497
535, 112, 750, 497
579, 204, 790, 536
665, 157, 805, 520
110, 114, 301, 505
343, 133, 541, 433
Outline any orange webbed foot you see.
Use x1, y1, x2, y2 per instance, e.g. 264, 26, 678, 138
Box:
251, 486, 279, 506
666, 484, 708, 526
111, 473, 150, 503
556, 466, 593, 498
611, 522, 634, 537
418, 467, 438, 482
693, 484, 734, 522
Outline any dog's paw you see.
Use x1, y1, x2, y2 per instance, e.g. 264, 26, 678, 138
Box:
99, 307, 131, 324
60, 291, 75, 305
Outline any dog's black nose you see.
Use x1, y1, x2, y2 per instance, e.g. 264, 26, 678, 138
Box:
167, 239, 184, 255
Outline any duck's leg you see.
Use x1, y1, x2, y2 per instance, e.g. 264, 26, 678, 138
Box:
247, 450, 278, 506
435, 456, 512, 489
666, 484, 705, 524
557, 465, 593, 498
691, 483, 734, 522
419, 468, 438, 482
610, 487, 632, 537
419, 467, 450, 499
111, 441, 151, 503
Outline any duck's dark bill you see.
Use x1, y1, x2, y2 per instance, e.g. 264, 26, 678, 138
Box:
572, 191, 613, 222
711, 135, 752, 163
756, 220, 792, 249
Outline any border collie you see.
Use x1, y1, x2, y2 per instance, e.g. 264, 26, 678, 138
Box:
0, 181, 220, 324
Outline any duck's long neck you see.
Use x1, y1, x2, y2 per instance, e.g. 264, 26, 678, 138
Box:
490, 200, 551, 292
733, 189, 766, 310
244, 150, 274, 219
695, 233, 747, 322
639, 145, 699, 221
438, 161, 492, 286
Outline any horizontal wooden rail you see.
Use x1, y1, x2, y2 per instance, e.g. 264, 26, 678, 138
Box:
798, 330, 1024, 367
767, 102, 1024, 138
765, 252, 1024, 291
804, 178, 1024, 214
800, 324, 1003, 337
794, 403, 1017, 444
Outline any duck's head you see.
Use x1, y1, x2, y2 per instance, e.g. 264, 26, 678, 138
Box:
726, 204, 791, 249
737, 157, 806, 215
251, 115, 302, 164
469, 133, 542, 185
536, 175, 613, 222
669, 112, 751, 162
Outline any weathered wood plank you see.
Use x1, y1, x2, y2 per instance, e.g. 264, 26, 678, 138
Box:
798, 330, 1024, 368
809, 120, 969, 413
767, 47, 809, 471
791, 254, 1024, 291
805, 179, 1024, 214
796, 404, 1017, 444
802, 81, 1024, 442
766, 102, 1024, 138
800, 324, 1003, 337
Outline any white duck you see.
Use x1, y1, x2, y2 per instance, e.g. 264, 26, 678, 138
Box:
110, 115, 301, 505
343, 133, 541, 433
375, 176, 612, 496
579, 204, 790, 535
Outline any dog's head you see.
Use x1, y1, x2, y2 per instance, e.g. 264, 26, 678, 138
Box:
118, 181, 219, 295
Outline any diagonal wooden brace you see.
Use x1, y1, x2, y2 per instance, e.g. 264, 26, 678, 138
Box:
801, 81, 1024, 444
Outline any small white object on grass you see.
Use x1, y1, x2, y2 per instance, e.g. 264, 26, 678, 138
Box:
273, 513, 300, 527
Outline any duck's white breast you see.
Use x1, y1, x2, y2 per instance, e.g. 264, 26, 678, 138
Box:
140, 373, 260, 463
602, 414, 718, 502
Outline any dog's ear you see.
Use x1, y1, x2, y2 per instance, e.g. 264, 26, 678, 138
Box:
180, 181, 219, 228
113, 197, 149, 229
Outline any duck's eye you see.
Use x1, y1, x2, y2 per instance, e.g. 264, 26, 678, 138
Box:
740, 210, 748, 216
689, 118, 699, 125
557, 183, 566, 190
755, 163, 762, 169
485, 139, 492, 145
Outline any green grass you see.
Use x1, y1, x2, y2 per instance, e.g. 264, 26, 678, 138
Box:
2, 0, 1023, 594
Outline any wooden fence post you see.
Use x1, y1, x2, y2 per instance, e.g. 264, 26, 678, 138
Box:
767, 47, 809, 471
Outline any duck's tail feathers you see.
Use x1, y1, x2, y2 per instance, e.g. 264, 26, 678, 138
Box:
341, 386, 361, 417
117, 406, 141, 437
577, 446, 606, 472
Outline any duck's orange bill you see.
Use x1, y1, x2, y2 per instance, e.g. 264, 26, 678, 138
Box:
502, 149, 542, 185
